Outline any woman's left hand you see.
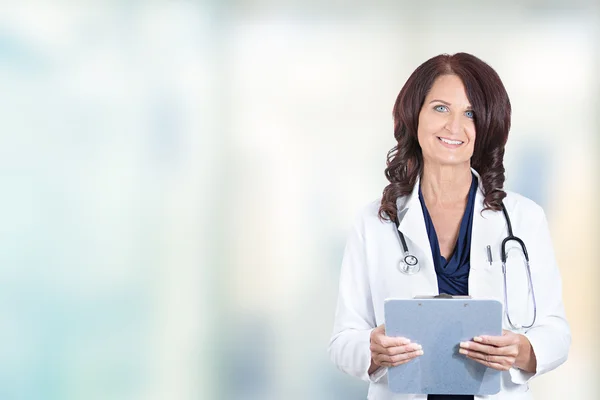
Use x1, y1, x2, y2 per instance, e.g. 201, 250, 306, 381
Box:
459, 330, 521, 371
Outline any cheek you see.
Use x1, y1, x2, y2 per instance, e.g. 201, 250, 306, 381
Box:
416, 117, 427, 146
467, 135, 475, 147
417, 126, 434, 151
416, 125, 425, 144
417, 116, 437, 142
466, 126, 476, 145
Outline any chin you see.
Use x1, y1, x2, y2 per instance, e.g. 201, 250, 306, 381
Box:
430, 156, 471, 166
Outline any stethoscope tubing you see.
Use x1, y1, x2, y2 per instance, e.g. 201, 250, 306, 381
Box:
393, 202, 537, 329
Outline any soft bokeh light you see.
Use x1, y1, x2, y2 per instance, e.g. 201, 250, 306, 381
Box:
0, 1, 598, 399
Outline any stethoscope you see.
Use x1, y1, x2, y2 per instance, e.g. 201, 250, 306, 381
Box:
392, 202, 537, 330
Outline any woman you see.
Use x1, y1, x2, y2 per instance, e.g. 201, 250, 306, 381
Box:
328, 53, 570, 400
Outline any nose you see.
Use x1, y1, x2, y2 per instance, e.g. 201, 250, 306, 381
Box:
444, 113, 462, 135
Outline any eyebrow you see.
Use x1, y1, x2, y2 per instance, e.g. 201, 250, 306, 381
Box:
429, 99, 473, 108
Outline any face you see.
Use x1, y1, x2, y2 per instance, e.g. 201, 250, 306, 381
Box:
417, 74, 476, 167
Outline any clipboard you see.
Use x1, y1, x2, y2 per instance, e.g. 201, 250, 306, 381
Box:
384, 297, 502, 395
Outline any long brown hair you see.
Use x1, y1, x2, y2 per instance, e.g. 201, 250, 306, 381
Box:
379, 53, 511, 222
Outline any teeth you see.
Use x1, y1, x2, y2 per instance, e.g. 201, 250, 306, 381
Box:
440, 137, 463, 145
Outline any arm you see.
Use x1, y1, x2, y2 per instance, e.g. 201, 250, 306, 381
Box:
461, 209, 570, 379
328, 213, 385, 383
509, 209, 571, 384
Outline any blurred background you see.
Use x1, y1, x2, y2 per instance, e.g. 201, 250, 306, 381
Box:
0, 1, 598, 399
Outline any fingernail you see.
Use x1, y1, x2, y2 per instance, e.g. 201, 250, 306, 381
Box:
417, 350, 424, 355
459, 349, 468, 355
416, 344, 422, 350
460, 342, 469, 348
474, 336, 483, 342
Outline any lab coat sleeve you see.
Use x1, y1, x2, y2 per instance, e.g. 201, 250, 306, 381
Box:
328, 211, 385, 383
509, 209, 571, 384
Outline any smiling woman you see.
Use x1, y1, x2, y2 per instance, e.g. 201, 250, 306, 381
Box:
418, 75, 476, 165
381, 53, 512, 224
328, 53, 570, 400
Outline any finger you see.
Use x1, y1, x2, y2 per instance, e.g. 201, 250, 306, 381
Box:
371, 342, 422, 356
380, 350, 424, 367
380, 358, 412, 367
466, 354, 512, 371
370, 342, 388, 355
380, 349, 424, 364
460, 341, 518, 357
460, 341, 500, 355
375, 348, 423, 364
378, 335, 411, 348
474, 334, 517, 347
389, 349, 424, 363
460, 349, 515, 366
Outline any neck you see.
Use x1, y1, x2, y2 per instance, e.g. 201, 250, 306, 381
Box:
420, 162, 473, 208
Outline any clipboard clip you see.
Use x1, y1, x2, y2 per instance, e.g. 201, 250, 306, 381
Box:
414, 293, 472, 299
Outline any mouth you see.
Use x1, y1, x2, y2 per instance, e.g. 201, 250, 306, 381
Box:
437, 136, 464, 146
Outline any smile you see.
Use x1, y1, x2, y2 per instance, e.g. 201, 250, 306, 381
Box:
437, 137, 464, 145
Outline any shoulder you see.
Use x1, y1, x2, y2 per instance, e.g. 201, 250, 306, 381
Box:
354, 198, 384, 223
351, 198, 395, 234
502, 190, 547, 225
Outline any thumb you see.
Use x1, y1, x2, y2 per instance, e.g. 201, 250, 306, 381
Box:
371, 324, 385, 338
370, 324, 383, 343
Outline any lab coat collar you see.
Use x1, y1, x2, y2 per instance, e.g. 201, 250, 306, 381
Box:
394, 167, 506, 268
394, 168, 484, 214
393, 172, 429, 269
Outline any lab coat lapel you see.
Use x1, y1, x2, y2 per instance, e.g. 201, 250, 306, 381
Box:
396, 176, 435, 273
394, 170, 507, 299
469, 170, 507, 299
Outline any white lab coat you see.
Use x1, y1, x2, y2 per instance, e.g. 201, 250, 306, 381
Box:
328, 170, 571, 399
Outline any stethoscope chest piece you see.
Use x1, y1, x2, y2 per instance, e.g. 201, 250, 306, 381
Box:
392, 201, 537, 328
398, 253, 420, 275
393, 219, 421, 275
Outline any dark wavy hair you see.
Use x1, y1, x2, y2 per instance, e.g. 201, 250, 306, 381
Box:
379, 53, 511, 222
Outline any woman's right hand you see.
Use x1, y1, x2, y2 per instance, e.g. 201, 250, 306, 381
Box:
369, 324, 423, 372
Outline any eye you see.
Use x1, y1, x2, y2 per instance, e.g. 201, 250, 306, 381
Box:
465, 110, 474, 119
434, 105, 448, 112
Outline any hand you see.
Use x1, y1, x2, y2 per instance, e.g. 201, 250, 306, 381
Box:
459, 330, 521, 371
369, 324, 423, 372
